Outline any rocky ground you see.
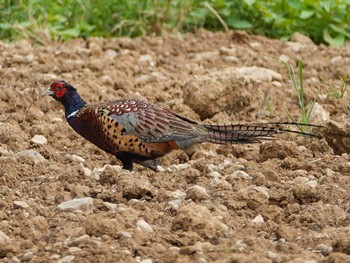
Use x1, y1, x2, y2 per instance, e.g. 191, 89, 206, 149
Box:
0, 30, 350, 262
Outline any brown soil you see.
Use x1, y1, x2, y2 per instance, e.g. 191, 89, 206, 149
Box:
1, 30, 350, 262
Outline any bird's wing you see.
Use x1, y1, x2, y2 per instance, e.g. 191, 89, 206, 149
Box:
98, 99, 200, 142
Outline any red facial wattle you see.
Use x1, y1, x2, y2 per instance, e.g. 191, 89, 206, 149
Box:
55, 89, 66, 98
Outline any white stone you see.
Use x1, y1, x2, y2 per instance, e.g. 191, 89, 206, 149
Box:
31, 135, 47, 145
105, 49, 118, 60
167, 199, 182, 210
306, 180, 317, 188
16, 150, 46, 164
171, 190, 186, 199
0, 230, 10, 243
250, 215, 264, 225
57, 197, 94, 212
156, 165, 166, 172
103, 202, 117, 211
267, 251, 278, 259
231, 170, 252, 179
13, 200, 29, 209
136, 219, 153, 233
37, 73, 58, 82
236, 66, 282, 82
22, 251, 34, 261
65, 154, 85, 163
51, 117, 63, 123
68, 247, 81, 253
331, 55, 342, 64
209, 171, 222, 179
139, 55, 152, 62
279, 54, 290, 63
310, 102, 330, 124
57, 255, 75, 263
140, 259, 153, 263
186, 185, 210, 200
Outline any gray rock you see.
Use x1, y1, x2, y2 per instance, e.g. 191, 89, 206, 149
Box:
0, 230, 10, 243
16, 150, 46, 164
250, 215, 264, 225
105, 49, 118, 60
186, 185, 210, 201
310, 102, 330, 124
57, 197, 94, 212
31, 135, 47, 145
236, 66, 282, 82
57, 255, 75, 263
136, 219, 153, 233
13, 201, 29, 209
22, 251, 34, 261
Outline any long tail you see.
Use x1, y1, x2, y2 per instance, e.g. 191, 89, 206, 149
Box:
203, 122, 322, 144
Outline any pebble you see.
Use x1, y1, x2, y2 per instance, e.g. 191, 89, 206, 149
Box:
209, 171, 222, 179
219, 46, 236, 56
103, 202, 117, 211
279, 54, 290, 63
223, 56, 238, 63
231, 170, 252, 179
65, 154, 85, 163
57, 255, 75, 263
105, 49, 118, 60
236, 66, 282, 82
16, 150, 46, 164
306, 180, 317, 188
68, 234, 90, 246
136, 219, 153, 233
266, 251, 278, 259
37, 73, 58, 83
0, 230, 11, 243
315, 243, 333, 256
140, 259, 153, 263
51, 117, 63, 123
171, 190, 186, 199
57, 197, 94, 212
31, 135, 47, 145
22, 251, 34, 261
13, 201, 29, 209
186, 185, 210, 201
139, 55, 153, 62
68, 247, 82, 253
101, 75, 113, 85
156, 165, 166, 172
310, 102, 330, 124
331, 55, 342, 65
250, 215, 264, 225
169, 163, 190, 171
226, 164, 245, 173
167, 199, 182, 210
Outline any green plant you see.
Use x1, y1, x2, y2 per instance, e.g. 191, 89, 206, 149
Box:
1, 0, 350, 45
282, 60, 317, 133
264, 95, 275, 118
325, 76, 348, 99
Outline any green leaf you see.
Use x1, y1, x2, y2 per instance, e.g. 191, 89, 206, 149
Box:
227, 17, 252, 29
323, 27, 345, 46
243, 0, 256, 6
299, 10, 315, 19
329, 24, 350, 38
59, 27, 81, 38
320, 0, 332, 12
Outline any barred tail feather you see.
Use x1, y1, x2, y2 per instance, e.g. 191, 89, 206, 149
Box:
203, 122, 321, 144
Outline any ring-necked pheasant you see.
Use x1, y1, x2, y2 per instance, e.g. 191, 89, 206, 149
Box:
42, 81, 320, 171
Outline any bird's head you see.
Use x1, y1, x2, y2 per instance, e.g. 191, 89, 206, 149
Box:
42, 81, 77, 102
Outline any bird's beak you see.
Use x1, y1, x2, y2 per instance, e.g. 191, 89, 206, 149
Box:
41, 88, 55, 96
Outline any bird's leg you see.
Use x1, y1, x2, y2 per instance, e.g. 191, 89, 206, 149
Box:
119, 158, 134, 171
133, 159, 159, 172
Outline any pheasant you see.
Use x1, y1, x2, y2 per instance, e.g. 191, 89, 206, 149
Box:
42, 81, 320, 171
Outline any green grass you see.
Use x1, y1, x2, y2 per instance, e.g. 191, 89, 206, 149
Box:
1, 0, 350, 45
283, 60, 318, 133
